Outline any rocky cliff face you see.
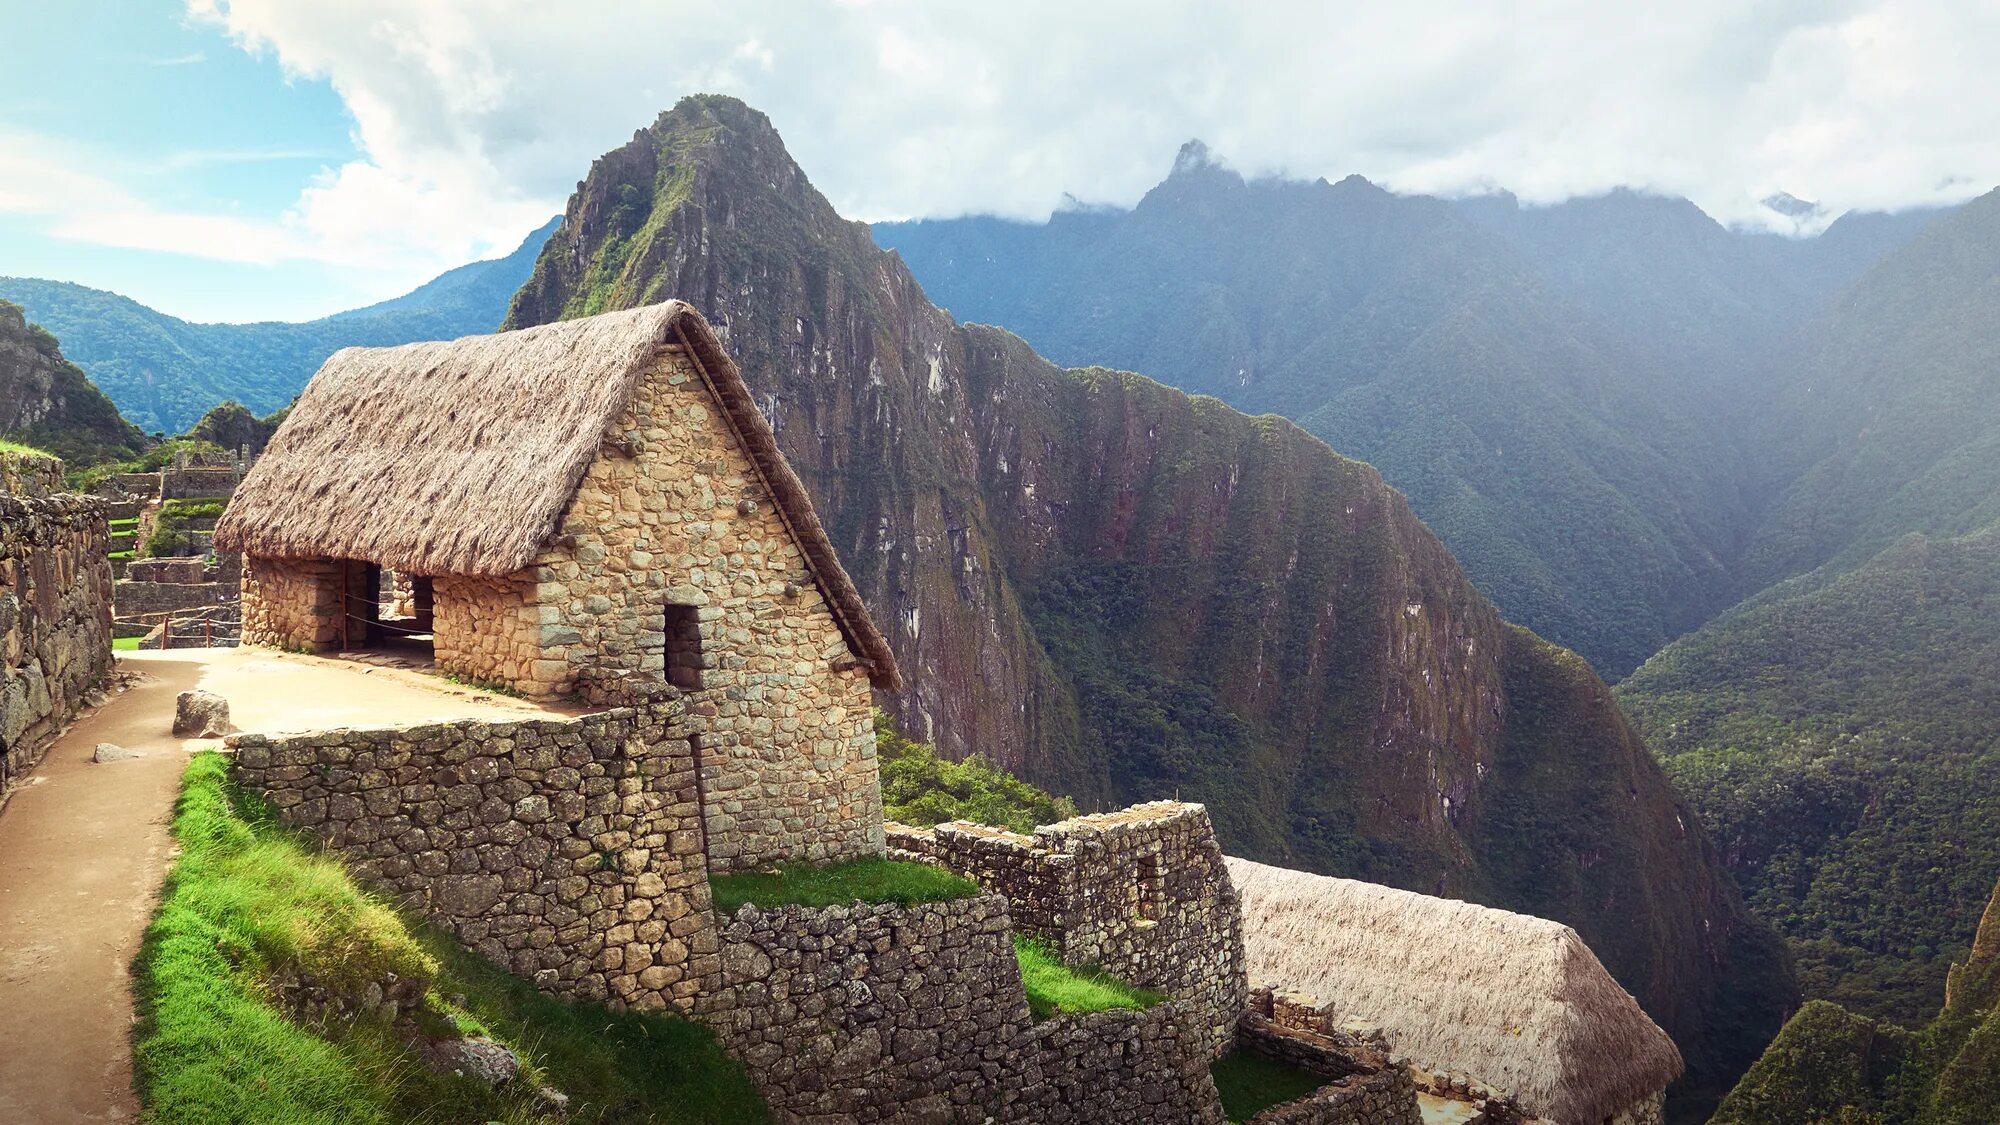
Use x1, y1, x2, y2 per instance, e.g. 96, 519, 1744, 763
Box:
0, 301, 143, 465
505, 95, 1793, 1112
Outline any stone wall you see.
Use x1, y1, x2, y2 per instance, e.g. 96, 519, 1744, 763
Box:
241, 554, 341, 651
888, 801, 1248, 1051
227, 699, 720, 1014
0, 453, 113, 791
712, 894, 1225, 1125
431, 571, 540, 688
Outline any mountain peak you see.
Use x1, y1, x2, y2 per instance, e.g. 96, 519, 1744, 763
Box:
1169, 139, 1218, 178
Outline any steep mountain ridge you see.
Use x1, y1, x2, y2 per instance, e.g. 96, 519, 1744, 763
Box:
0, 299, 144, 464
1747, 189, 2000, 589
505, 95, 1792, 1115
0, 216, 558, 433
875, 157, 1767, 677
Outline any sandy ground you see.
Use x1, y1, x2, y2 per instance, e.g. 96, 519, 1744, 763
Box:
0, 647, 564, 1123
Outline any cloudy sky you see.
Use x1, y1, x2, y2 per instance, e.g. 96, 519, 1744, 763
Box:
3, 0, 1998, 322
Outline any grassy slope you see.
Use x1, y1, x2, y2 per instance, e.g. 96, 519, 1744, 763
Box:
1012, 937, 1162, 1021
1620, 528, 2000, 1023
707, 858, 975, 914
135, 752, 766, 1125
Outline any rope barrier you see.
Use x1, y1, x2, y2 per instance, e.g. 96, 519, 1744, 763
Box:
339, 612, 435, 638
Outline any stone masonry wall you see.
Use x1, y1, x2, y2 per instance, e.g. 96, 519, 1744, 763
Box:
432, 572, 542, 689
0, 453, 112, 791
712, 894, 1225, 1125
241, 554, 341, 651
888, 801, 1248, 1052
520, 347, 881, 872
227, 700, 720, 1014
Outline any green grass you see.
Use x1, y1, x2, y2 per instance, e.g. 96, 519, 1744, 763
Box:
708, 857, 976, 914
113, 636, 143, 651
0, 439, 55, 458
1210, 1050, 1329, 1123
108, 549, 134, 561
109, 517, 140, 529
1012, 937, 1162, 1021
134, 751, 768, 1125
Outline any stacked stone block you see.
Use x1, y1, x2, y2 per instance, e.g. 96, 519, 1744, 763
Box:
888, 800, 1249, 1052
0, 453, 113, 791
227, 699, 721, 1013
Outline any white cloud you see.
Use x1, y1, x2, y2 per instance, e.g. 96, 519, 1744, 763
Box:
177, 0, 2000, 239
18, 0, 2000, 317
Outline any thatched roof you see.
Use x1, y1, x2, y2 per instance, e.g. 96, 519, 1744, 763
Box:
1225, 857, 1681, 1124
215, 301, 899, 689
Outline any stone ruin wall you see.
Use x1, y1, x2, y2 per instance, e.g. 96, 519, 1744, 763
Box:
240, 555, 342, 652
0, 453, 113, 791
713, 894, 1224, 1125
227, 699, 721, 1014
887, 800, 1249, 1053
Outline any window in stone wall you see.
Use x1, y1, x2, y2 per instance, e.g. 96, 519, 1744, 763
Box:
664, 604, 705, 690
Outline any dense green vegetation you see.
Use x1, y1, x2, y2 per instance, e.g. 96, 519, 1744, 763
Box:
0, 217, 555, 433
707, 858, 976, 914
142, 497, 230, 558
1711, 880, 2000, 1125
1622, 528, 2000, 1024
1011, 937, 1162, 1020
135, 752, 767, 1124
876, 711, 1077, 831
1209, 1051, 1328, 1123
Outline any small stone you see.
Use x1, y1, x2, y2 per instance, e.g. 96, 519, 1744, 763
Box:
171, 690, 232, 737
421, 1036, 520, 1087
91, 742, 142, 763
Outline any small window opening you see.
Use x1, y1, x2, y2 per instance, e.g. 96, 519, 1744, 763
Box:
664, 604, 705, 690
1135, 852, 1168, 922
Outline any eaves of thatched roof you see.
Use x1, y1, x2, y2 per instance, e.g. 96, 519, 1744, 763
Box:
1226, 856, 1682, 1124
214, 301, 900, 690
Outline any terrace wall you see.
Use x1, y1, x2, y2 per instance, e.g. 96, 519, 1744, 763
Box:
228, 698, 720, 1014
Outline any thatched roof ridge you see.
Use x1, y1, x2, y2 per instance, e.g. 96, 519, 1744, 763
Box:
1225, 856, 1681, 1124
214, 301, 900, 690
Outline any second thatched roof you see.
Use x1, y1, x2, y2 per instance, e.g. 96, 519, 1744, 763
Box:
214, 300, 899, 689
1226, 856, 1681, 1125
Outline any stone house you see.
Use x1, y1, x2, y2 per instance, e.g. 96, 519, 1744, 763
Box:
1227, 857, 1683, 1125
215, 301, 901, 869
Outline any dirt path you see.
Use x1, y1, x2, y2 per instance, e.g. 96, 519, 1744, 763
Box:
0, 648, 563, 1123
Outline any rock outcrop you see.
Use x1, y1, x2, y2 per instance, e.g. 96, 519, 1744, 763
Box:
0, 301, 143, 466
502, 94, 1794, 1111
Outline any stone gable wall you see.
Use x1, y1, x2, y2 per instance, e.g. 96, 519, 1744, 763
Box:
712, 894, 1225, 1125
0, 454, 113, 791
888, 801, 1248, 1051
227, 701, 721, 1014
520, 347, 880, 872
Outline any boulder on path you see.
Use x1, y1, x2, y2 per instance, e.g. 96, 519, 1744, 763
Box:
91, 743, 142, 763
172, 690, 232, 737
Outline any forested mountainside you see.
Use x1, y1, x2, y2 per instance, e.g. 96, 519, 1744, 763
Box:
1745, 189, 2000, 591
505, 94, 1792, 1115
0, 299, 144, 464
873, 155, 1939, 677
1621, 526, 2000, 1025
1710, 876, 2000, 1125
0, 217, 557, 434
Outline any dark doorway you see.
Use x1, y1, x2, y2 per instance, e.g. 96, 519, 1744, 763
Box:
664, 604, 704, 689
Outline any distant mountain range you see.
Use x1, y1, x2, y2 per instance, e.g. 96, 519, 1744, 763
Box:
874, 148, 1946, 678
0, 299, 144, 465
0, 216, 559, 434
